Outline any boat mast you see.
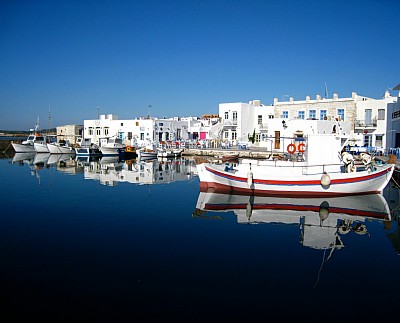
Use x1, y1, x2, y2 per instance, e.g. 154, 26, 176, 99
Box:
34, 115, 40, 133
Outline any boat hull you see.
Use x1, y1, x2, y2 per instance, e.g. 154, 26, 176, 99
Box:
34, 142, 49, 153
47, 143, 75, 154
75, 147, 102, 156
11, 142, 35, 153
99, 147, 121, 156
138, 150, 158, 160
197, 162, 395, 197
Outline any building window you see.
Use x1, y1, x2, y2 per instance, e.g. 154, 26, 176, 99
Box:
88, 127, 93, 135
159, 122, 164, 126
365, 109, 372, 125
255, 133, 261, 143
224, 131, 229, 139
258, 115, 262, 125
309, 110, 316, 119
282, 111, 288, 118
378, 109, 385, 120
375, 135, 383, 147
364, 134, 372, 147
140, 133, 144, 140
104, 127, 109, 136
231, 131, 237, 140
298, 111, 305, 120
337, 109, 345, 121
128, 132, 132, 140
224, 112, 228, 119
96, 128, 101, 136
233, 111, 237, 121
269, 115, 274, 119
120, 123, 123, 126
320, 110, 327, 120
136, 122, 139, 126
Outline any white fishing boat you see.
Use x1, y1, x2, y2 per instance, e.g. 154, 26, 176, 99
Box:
196, 133, 394, 196
157, 146, 184, 158
74, 138, 102, 156
157, 148, 175, 158
47, 140, 75, 154
99, 137, 124, 156
12, 119, 48, 153
137, 143, 158, 160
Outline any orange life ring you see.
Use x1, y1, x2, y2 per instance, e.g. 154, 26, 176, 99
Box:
126, 146, 132, 152
298, 143, 306, 153
287, 143, 296, 154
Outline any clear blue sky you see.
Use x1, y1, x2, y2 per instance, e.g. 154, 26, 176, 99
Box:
1, 0, 399, 130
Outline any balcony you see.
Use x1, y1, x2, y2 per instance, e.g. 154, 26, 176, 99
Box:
354, 119, 377, 129
258, 123, 268, 131
222, 119, 238, 128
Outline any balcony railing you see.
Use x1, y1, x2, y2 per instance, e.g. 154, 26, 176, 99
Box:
258, 123, 268, 130
222, 119, 238, 126
354, 119, 377, 128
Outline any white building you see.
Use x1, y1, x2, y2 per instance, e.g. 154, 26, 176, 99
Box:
83, 114, 155, 147
218, 100, 275, 144
386, 83, 400, 150
273, 91, 398, 150
354, 90, 397, 150
56, 124, 83, 145
83, 114, 214, 147
216, 99, 350, 150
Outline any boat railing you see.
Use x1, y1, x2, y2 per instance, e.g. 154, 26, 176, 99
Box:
244, 159, 344, 174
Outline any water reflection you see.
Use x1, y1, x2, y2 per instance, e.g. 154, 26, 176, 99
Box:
83, 156, 197, 186
194, 188, 392, 252
11, 153, 198, 186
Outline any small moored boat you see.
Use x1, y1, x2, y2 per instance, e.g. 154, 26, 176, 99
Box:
74, 138, 102, 156
99, 137, 125, 156
47, 140, 75, 154
197, 133, 394, 197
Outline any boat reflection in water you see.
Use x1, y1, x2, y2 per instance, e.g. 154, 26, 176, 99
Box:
10, 153, 198, 184
82, 156, 198, 186
194, 188, 391, 252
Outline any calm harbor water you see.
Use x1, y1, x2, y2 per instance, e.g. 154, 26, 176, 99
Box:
1, 152, 399, 321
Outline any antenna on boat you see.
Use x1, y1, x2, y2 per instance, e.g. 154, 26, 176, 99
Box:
35, 115, 40, 133
48, 108, 52, 132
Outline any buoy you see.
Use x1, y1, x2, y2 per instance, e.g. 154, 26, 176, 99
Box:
319, 201, 330, 221
320, 172, 331, 188
287, 143, 296, 154
247, 164, 253, 188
